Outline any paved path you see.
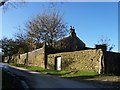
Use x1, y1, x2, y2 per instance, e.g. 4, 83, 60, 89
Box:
1, 64, 102, 89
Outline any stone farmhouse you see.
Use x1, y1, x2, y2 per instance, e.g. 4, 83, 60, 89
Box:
3, 27, 120, 74
53, 26, 85, 52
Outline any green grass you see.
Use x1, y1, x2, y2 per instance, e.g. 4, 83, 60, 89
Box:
8, 63, 99, 77
61, 71, 98, 77
5, 63, 120, 89
9, 63, 70, 76
5, 63, 120, 76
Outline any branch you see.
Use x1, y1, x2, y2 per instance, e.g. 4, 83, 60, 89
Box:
0, 0, 8, 6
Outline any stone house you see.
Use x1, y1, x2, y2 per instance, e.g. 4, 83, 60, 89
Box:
53, 26, 86, 52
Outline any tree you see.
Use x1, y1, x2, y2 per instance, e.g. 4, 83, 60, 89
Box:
0, 0, 8, 6
1, 36, 32, 58
0, 0, 25, 6
15, 26, 36, 51
1, 37, 17, 62
97, 36, 115, 51
0, 0, 25, 12
2, 37, 16, 56
25, 10, 68, 48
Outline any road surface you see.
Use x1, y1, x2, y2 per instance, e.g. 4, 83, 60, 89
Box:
1, 63, 102, 89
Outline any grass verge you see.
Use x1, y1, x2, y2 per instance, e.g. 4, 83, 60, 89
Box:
8, 63, 98, 77
6, 63, 120, 88
9, 63, 71, 76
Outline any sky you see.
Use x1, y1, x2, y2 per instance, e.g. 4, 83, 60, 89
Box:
1, 1, 119, 52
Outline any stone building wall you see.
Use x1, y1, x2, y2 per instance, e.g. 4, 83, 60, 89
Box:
47, 49, 104, 74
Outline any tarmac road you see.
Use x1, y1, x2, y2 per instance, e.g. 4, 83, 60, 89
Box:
1, 63, 102, 89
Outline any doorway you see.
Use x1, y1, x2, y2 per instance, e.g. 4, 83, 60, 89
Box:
55, 56, 61, 70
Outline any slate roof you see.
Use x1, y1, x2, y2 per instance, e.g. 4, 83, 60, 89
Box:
54, 27, 86, 52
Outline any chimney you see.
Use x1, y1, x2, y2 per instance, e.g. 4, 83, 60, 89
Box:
95, 44, 107, 52
70, 26, 76, 37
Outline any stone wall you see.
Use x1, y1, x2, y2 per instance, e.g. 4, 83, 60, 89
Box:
4, 46, 46, 68
47, 49, 104, 73
3, 43, 120, 74
104, 52, 120, 74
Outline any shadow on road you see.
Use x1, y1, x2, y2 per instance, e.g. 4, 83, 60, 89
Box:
62, 75, 120, 89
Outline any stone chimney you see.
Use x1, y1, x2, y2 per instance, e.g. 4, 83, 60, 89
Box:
95, 44, 107, 52
70, 26, 76, 37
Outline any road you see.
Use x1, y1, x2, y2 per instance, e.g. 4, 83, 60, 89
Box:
1, 63, 102, 89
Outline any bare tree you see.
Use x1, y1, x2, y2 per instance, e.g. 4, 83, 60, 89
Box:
97, 36, 115, 51
15, 26, 36, 51
0, 0, 25, 12
25, 10, 68, 48
0, 0, 8, 6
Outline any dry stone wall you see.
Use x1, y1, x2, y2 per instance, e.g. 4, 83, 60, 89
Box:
47, 49, 104, 73
3, 44, 120, 74
4, 47, 45, 68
